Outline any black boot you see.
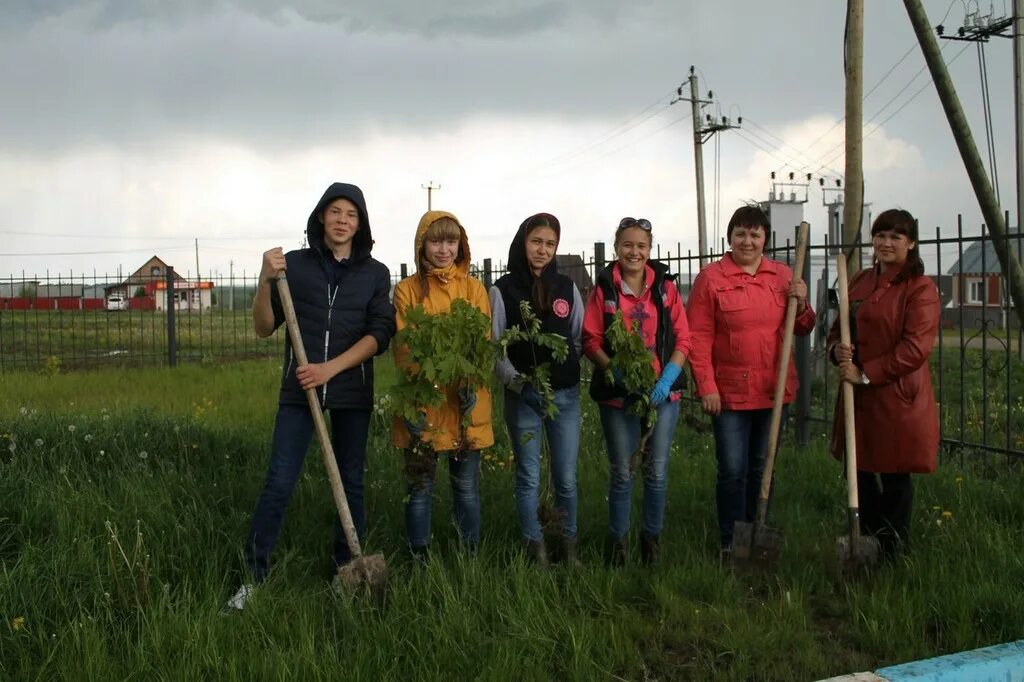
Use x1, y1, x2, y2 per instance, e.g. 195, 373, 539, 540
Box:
607, 535, 628, 567
562, 536, 583, 568
410, 544, 429, 566
526, 538, 549, 569
640, 532, 659, 566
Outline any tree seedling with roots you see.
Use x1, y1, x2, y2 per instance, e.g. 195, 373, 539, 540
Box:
604, 311, 658, 472
392, 298, 497, 456
497, 301, 570, 533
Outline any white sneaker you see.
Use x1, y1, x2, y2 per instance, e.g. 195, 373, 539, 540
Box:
221, 584, 255, 613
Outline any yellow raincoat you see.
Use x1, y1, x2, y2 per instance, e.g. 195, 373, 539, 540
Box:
391, 211, 495, 452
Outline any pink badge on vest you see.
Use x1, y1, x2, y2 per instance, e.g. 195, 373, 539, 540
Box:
552, 298, 570, 318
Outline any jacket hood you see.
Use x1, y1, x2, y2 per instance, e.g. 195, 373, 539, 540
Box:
306, 183, 372, 259
507, 213, 561, 284
415, 210, 471, 275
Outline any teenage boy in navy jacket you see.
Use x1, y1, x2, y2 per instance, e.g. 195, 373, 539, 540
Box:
225, 182, 395, 611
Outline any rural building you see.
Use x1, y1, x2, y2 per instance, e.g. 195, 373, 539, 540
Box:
946, 229, 1022, 329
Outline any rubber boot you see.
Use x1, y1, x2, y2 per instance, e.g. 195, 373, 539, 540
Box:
640, 532, 659, 566
607, 535, 628, 567
526, 538, 550, 569
562, 536, 583, 568
410, 544, 429, 566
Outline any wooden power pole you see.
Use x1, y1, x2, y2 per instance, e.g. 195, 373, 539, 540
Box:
842, 0, 865, 271
904, 0, 1024, 328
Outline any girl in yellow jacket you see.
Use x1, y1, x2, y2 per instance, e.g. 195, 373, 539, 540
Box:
392, 210, 494, 559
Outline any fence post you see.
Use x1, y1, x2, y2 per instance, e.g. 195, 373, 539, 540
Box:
594, 242, 605, 272
795, 231, 813, 447
400, 263, 408, 279
166, 266, 177, 367
483, 258, 493, 288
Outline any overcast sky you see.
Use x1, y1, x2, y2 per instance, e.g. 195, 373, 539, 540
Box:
0, 1, 1019, 282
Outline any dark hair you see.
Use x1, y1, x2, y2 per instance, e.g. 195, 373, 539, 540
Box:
726, 204, 771, 242
870, 208, 924, 282
523, 213, 561, 316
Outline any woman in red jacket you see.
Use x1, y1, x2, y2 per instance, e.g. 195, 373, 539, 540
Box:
829, 208, 940, 557
687, 205, 814, 556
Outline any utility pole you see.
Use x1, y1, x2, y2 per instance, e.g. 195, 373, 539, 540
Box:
904, 0, 1024, 328
672, 66, 740, 267
1015, 0, 1023, 244
421, 181, 441, 211
842, 0, 865, 272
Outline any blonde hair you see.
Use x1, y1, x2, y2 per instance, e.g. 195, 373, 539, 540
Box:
417, 216, 464, 300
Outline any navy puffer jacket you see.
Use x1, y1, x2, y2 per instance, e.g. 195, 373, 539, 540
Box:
269, 183, 396, 410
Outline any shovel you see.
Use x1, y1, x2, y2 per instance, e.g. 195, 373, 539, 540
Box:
732, 221, 810, 567
275, 273, 389, 594
833, 255, 880, 572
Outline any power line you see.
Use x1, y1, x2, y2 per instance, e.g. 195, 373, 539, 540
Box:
0, 246, 195, 257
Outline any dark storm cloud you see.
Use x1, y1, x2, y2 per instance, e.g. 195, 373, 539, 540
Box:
0, 1, 951, 156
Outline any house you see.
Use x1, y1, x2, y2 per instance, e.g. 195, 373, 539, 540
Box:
109, 255, 214, 311
946, 230, 1022, 329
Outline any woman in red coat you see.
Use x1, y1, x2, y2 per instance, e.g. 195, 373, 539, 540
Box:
829, 208, 940, 556
687, 205, 814, 555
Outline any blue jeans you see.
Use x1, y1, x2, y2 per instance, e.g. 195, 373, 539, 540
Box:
598, 400, 681, 540
245, 404, 369, 582
712, 406, 787, 548
404, 449, 481, 549
504, 386, 581, 542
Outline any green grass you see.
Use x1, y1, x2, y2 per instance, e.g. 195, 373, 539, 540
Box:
1, 361, 1023, 680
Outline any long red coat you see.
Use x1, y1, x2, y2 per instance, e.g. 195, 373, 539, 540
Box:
828, 266, 940, 473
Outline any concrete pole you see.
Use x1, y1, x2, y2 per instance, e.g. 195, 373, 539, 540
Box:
689, 68, 709, 267
842, 0, 865, 272
904, 0, 1024, 328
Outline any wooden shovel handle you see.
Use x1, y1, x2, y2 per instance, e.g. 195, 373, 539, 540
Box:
275, 273, 363, 559
755, 221, 810, 523
836, 255, 861, 540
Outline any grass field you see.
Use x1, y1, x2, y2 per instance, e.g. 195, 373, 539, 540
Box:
2, 359, 1023, 680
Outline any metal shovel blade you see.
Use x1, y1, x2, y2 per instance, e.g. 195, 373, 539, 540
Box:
731, 521, 783, 566
835, 534, 881, 573
334, 553, 390, 597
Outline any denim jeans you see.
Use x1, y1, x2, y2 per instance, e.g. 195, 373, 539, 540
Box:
712, 406, 787, 548
245, 403, 369, 582
504, 386, 581, 542
598, 399, 681, 540
404, 449, 481, 549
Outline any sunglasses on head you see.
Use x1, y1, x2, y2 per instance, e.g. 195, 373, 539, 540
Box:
618, 217, 652, 231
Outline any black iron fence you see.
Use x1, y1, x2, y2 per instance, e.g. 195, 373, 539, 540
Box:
3, 221, 1022, 461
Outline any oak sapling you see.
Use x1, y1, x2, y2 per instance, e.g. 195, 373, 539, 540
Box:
604, 311, 658, 471
497, 300, 570, 533
392, 298, 496, 454
497, 301, 569, 420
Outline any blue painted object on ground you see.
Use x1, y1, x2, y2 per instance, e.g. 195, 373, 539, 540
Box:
876, 640, 1024, 681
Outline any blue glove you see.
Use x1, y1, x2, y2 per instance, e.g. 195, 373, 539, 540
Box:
520, 384, 546, 415
458, 386, 478, 416
404, 412, 427, 441
649, 362, 682, 407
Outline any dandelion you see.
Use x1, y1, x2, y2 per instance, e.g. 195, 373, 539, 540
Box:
19, 407, 27, 416
936, 519, 942, 526
98, 450, 105, 456
102, 414, 110, 422
84, 434, 93, 442
10, 617, 24, 631
7, 442, 15, 453
942, 511, 953, 519
955, 477, 963, 484
139, 450, 148, 460
35, 438, 44, 447
932, 505, 941, 511
68, 425, 76, 433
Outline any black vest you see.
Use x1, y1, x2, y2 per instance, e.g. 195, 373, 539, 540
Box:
589, 260, 687, 402
494, 273, 581, 390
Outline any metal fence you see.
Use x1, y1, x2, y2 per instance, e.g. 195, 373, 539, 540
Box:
3, 222, 1022, 462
